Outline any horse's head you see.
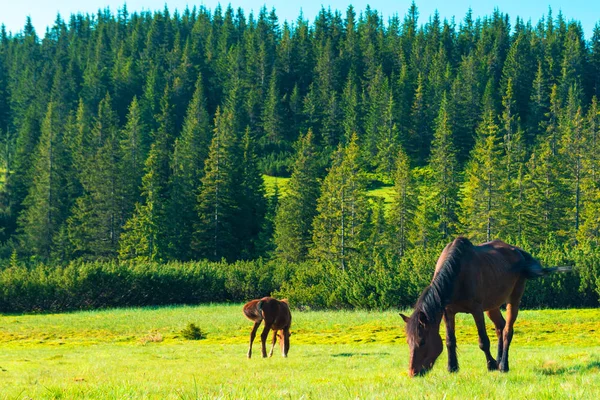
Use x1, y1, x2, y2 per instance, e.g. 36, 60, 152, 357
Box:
400, 311, 443, 377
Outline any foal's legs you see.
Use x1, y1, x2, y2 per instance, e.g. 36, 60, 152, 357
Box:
472, 308, 498, 371
260, 322, 273, 358
443, 311, 459, 372
486, 308, 506, 366
268, 330, 278, 357
247, 320, 261, 358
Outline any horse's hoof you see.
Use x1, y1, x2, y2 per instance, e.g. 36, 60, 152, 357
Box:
499, 363, 509, 373
448, 365, 459, 373
247, 354, 251, 359
488, 360, 498, 371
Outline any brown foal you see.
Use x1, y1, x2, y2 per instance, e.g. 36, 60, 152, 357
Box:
243, 297, 292, 358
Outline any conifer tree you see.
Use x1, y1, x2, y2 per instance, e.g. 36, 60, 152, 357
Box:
119, 86, 176, 261
388, 147, 416, 257
274, 130, 320, 262
580, 97, 600, 241
427, 93, 459, 241
375, 89, 400, 181
68, 93, 124, 259
500, 78, 526, 238
237, 127, 267, 259
260, 69, 284, 151
527, 61, 550, 146
311, 134, 369, 270
409, 73, 430, 164
193, 107, 241, 261
559, 86, 585, 240
341, 72, 360, 144
18, 102, 68, 260
4, 107, 40, 240
167, 75, 211, 260
120, 97, 147, 222
459, 108, 505, 242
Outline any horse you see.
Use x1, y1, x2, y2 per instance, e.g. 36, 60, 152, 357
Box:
243, 297, 292, 358
400, 237, 571, 377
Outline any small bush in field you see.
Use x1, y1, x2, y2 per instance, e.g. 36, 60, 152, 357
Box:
181, 323, 205, 340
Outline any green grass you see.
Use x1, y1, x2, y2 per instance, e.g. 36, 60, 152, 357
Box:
263, 174, 290, 197
1, 305, 599, 399
263, 174, 395, 208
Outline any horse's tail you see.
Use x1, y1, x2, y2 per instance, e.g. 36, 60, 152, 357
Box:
520, 253, 573, 279
243, 300, 264, 322
536, 266, 573, 276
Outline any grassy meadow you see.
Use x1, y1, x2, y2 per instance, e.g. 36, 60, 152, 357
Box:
0, 305, 599, 399
263, 174, 396, 207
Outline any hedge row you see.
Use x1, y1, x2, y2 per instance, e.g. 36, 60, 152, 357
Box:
0, 242, 598, 313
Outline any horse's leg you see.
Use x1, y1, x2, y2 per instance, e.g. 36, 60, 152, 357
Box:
247, 320, 261, 359
486, 308, 506, 367
500, 280, 525, 373
260, 322, 272, 358
282, 328, 290, 357
472, 309, 497, 371
443, 310, 459, 372
268, 329, 278, 357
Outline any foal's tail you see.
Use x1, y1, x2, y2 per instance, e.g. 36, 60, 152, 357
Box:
243, 299, 264, 322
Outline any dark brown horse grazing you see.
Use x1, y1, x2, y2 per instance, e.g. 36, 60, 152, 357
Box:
243, 297, 292, 358
400, 237, 571, 377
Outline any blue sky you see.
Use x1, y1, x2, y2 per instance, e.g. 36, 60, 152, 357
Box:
1, 1, 599, 38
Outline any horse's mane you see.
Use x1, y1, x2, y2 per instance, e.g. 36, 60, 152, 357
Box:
408, 237, 474, 340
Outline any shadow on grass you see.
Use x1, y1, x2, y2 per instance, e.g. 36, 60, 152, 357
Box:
536, 360, 600, 376
332, 352, 391, 357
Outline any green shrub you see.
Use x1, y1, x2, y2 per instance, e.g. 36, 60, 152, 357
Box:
181, 323, 205, 340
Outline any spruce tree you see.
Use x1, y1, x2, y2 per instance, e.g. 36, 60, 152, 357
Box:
388, 147, 416, 257
18, 102, 68, 260
120, 97, 147, 223
427, 93, 459, 241
68, 93, 124, 259
119, 86, 176, 261
459, 108, 505, 242
167, 75, 211, 260
237, 127, 267, 259
193, 107, 241, 261
311, 134, 369, 270
580, 97, 600, 241
274, 130, 320, 262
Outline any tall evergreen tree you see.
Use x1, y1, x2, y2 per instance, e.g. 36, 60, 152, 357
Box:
167, 75, 211, 260
68, 93, 124, 259
119, 85, 176, 261
18, 102, 68, 260
388, 147, 416, 257
120, 97, 147, 222
237, 127, 267, 259
193, 107, 241, 261
311, 134, 369, 270
559, 86, 585, 240
427, 93, 459, 241
274, 130, 320, 262
459, 107, 505, 242
580, 97, 600, 241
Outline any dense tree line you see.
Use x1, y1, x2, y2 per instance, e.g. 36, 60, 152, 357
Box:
0, 3, 599, 305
